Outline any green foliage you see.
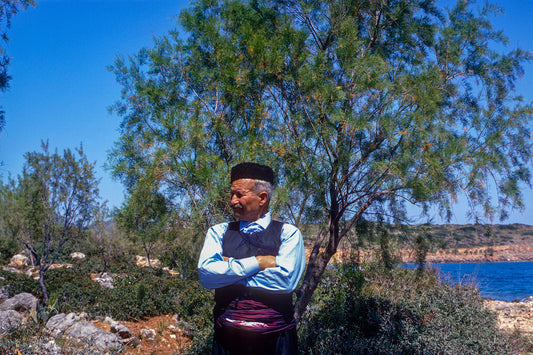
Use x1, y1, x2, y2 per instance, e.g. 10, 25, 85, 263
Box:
41, 266, 186, 320
0, 270, 39, 296
13, 141, 101, 303
0, 177, 24, 250
114, 175, 170, 265
158, 245, 198, 280
0, 322, 40, 354
178, 281, 214, 355
0, 236, 19, 265
299, 264, 517, 354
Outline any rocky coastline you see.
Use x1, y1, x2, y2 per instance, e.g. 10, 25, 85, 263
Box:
404, 243, 533, 337
484, 298, 533, 336
401, 242, 533, 264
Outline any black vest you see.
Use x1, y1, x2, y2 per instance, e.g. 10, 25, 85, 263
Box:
213, 220, 294, 322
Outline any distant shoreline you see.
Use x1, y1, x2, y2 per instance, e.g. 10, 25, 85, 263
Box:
401, 243, 533, 264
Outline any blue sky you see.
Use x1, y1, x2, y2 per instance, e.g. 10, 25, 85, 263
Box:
1, 0, 532, 225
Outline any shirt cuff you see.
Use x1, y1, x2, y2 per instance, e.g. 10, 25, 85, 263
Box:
236, 256, 261, 275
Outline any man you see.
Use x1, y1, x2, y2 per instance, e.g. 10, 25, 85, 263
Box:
198, 162, 306, 355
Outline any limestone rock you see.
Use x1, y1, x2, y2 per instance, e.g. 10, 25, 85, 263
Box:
41, 339, 62, 355
110, 321, 134, 339
8, 254, 29, 268
0, 292, 37, 313
484, 299, 533, 335
68, 321, 122, 352
0, 285, 10, 302
141, 328, 157, 340
163, 267, 181, 277
45, 313, 83, 337
521, 295, 533, 303
136, 255, 161, 268
92, 272, 115, 289
0, 310, 26, 332
70, 252, 86, 260
45, 312, 122, 353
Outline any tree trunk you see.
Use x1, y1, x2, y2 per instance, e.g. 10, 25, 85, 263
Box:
294, 246, 336, 321
39, 268, 48, 304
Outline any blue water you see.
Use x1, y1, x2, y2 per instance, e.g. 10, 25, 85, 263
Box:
422, 261, 533, 302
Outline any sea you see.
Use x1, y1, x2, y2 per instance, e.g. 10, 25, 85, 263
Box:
418, 261, 533, 302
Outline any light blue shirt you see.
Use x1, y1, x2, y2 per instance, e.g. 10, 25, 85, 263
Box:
198, 212, 306, 293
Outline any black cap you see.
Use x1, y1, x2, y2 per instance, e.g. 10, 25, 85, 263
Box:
231, 162, 274, 184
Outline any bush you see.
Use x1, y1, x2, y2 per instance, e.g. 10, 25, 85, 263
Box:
179, 281, 214, 355
0, 237, 20, 265
159, 246, 199, 280
299, 264, 517, 354
0, 270, 39, 296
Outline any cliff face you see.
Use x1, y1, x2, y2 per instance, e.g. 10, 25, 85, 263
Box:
401, 243, 533, 264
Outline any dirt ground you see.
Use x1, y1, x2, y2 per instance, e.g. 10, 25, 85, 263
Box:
94, 315, 191, 354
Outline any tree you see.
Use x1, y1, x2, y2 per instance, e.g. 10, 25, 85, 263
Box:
0, 176, 23, 262
108, 0, 533, 319
114, 174, 169, 267
0, 0, 35, 131
18, 141, 100, 303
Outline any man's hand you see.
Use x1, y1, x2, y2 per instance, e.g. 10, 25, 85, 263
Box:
223, 256, 229, 262
256, 255, 276, 270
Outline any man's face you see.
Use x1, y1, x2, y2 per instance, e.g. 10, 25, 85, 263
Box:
230, 178, 263, 222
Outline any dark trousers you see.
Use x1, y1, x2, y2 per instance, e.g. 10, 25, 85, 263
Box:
212, 325, 298, 355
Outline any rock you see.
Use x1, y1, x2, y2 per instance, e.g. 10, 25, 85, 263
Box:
141, 328, 157, 340
136, 255, 161, 268
521, 296, 533, 303
163, 267, 181, 277
92, 272, 115, 289
0, 292, 38, 313
484, 299, 533, 335
70, 252, 86, 260
0, 285, 10, 301
48, 263, 73, 270
66, 321, 121, 351
8, 254, 29, 268
41, 339, 62, 355
110, 321, 134, 339
45, 313, 83, 337
25, 266, 39, 279
0, 310, 26, 332
45, 312, 122, 353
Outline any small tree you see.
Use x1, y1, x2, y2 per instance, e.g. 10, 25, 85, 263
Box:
18, 141, 100, 303
0, 177, 23, 262
115, 175, 169, 267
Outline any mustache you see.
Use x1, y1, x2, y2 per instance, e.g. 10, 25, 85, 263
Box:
232, 203, 243, 209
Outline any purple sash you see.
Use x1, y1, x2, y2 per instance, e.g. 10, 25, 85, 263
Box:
215, 299, 296, 335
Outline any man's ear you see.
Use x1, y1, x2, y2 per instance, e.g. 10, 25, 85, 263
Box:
258, 191, 269, 206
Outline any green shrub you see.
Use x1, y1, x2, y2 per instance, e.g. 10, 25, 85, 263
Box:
0, 323, 41, 354
179, 281, 214, 355
159, 246, 198, 280
299, 264, 516, 354
0, 270, 39, 296
0, 237, 20, 265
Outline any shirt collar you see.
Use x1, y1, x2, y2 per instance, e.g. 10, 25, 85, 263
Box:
239, 211, 271, 231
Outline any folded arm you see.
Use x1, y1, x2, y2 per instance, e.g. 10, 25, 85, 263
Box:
197, 223, 261, 289
245, 224, 306, 292
198, 223, 306, 292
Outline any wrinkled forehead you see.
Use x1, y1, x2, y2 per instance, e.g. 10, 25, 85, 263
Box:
230, 178, 256, 193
